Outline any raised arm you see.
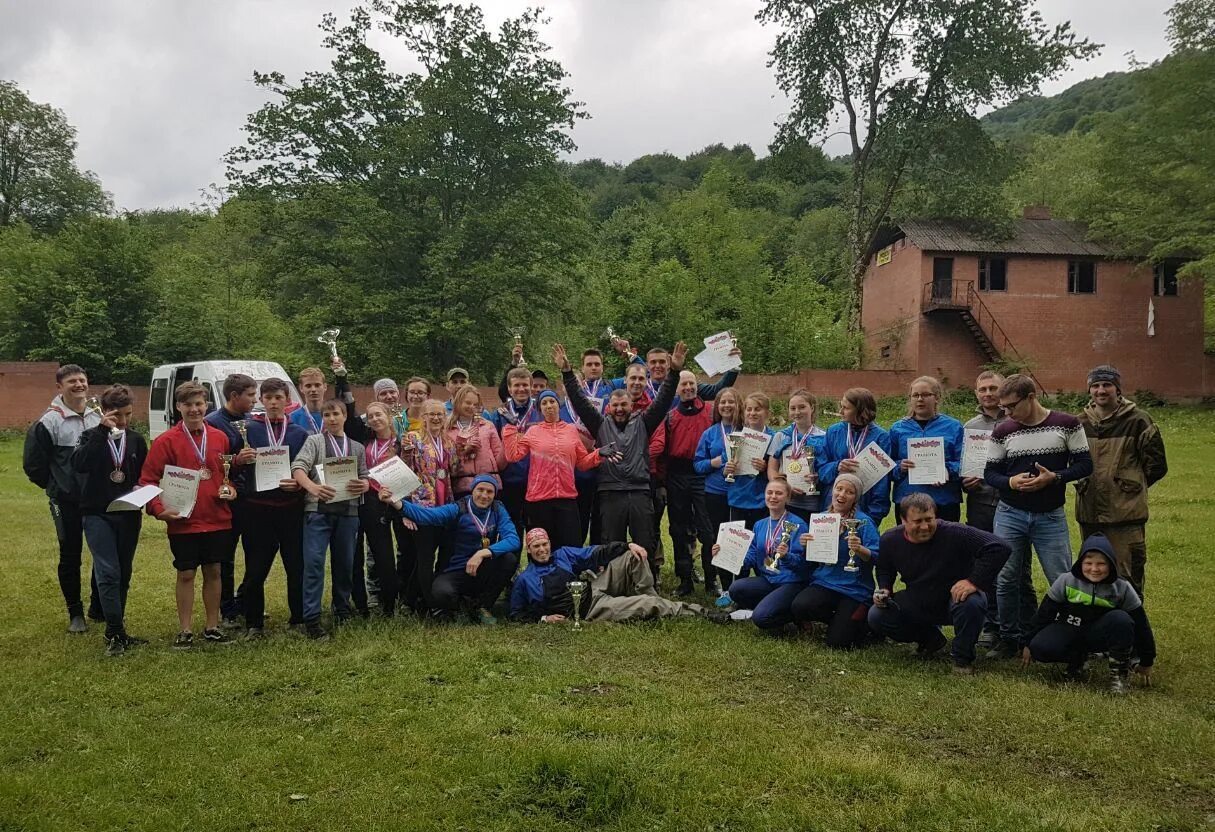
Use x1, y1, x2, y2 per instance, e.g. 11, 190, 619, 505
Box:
642, 341, 686, 435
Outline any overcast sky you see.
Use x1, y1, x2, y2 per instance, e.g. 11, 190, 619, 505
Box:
0, 0, 1174, 211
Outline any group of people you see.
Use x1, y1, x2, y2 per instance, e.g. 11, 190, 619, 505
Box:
24, 340, 1167, 692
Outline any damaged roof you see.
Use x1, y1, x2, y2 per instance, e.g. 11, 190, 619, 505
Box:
898, 218, 1120, 257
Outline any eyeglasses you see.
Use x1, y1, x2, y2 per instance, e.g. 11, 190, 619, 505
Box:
999, 397, 1025, 410
910, 392, 936, 399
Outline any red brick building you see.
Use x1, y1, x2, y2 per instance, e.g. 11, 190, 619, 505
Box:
861, 208, 1211, 397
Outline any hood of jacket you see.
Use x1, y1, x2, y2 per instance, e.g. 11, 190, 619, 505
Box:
1072, 533, 1120, 583
1082, 396, 1137, 426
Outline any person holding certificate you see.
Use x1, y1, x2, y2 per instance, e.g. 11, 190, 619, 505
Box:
503, 389, 606, 549
398, 399, 458, 615
889, 376, 965, 522
447, 386, 506, 498
817, 387, 892, 525
357, 402, 410, 617
790, 473, 881, 650
767, 388, 827, 518
724, 392, 775, 527
379, 475, 520, 624
710, 477, 810, 631
694, 388, 744, 595
70, 384, 149, 656
291, 398, 370, 640
237, 378, 309, 637
140, 382, 236, 649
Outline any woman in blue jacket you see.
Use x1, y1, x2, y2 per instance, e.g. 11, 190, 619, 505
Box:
694, 388, 743, 593
790, 472, 881, 649
816, 387, 891, 524
379, 475, 519, 623
724, 392, 775, 527
888, 376, 965, 522
711, 477, 810, 631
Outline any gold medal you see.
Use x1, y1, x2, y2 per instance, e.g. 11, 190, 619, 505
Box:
787, 460, 802, 474
481, 536, 490, 548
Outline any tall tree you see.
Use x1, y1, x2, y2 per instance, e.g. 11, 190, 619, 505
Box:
757, 0, 1097, 345
0, 81, 109, 232
226, 1, 589, 380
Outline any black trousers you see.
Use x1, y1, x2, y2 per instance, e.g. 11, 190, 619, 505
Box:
791, 584, 870, 650
431, 551, 521, 613
400, 525, 442, 615
667, 471, 713, 584
598, 490, 656, 557
1028, 610, 1135, 665
49, 498, 100, 619
966, 499, 999, 633
360, 500, 407, 615
526, 498, 582, 550
650, 476, 667, 570
576, 477, 597, 544
705, 491, 733, 590
729, 505, 767, 528
240, 502, 305, 629
500, 483, 528, 546
219, 501, 244, 620
82, 513, 141, 637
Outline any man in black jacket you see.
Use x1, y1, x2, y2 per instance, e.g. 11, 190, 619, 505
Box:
868, 493, 1011, 674
23, 363, 103, 632
554, 341, 686, 586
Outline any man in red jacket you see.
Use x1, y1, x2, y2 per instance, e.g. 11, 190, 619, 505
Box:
650, 371, 716, 596
140, 382, 237, 649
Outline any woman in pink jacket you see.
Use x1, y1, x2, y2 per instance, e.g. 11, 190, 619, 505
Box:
447, 386, 506, 498
503, 390, 607, 548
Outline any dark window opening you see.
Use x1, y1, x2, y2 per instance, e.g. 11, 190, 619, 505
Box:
880, 345, 892, 359
1154, 263, 1179, 296
150, 378, 168, 412
1068, 261, 1096, 294
979, 257, 1007, 291
932, 257, 954, 300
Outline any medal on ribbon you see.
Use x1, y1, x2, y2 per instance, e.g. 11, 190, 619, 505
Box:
107, 430, 127, 483
181, 422, 210, 479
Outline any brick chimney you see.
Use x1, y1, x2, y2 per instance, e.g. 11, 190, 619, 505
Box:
1023, 204, 1052, 220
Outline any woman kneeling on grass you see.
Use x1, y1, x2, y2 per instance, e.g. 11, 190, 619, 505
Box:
379, 475, 519, 624
790, 472, 880, 650
711, 477, 810, 632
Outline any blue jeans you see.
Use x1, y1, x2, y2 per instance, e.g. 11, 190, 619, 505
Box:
82, 513, 141, 637
302, 512, 358, 624
993, 503, 1072, 644
729, 577, 807, 630
867, 592, 988, 665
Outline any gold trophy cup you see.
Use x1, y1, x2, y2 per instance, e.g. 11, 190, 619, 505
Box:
567, 580, 588, 630
508, 326, 528, 368
218, 454, 237, 499
724, 432, 745, 484
842, 517, 864, 572
764, 520, 796, 572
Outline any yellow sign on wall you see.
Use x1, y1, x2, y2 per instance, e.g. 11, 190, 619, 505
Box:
876, 246, 892, 266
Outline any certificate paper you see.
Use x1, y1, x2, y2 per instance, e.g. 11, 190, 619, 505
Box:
695, 331, 743, 377
961, 429, 992, 478
159, 465, 199, 518
856, 442, 896, 494
711, 521, 752, 576
907, 437, 947, 485
254, 446, 292, 492
320, 456, 360, 502
369, 456, 422, 499
805, 513, 842, 564
732, 429, 771, 477
107, 485, 162, 513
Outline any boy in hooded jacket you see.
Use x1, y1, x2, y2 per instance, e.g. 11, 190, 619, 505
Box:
1022, 533, 1155, 694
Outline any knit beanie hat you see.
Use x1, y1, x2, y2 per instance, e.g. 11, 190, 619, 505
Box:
1087, 365, 1121, 393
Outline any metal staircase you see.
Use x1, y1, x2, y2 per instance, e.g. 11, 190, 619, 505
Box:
922, 280, 1043, 390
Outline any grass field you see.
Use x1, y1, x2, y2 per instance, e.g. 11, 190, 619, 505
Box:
1, 404, 1213, 831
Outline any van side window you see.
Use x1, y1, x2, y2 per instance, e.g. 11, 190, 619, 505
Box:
150, 378, 168, 412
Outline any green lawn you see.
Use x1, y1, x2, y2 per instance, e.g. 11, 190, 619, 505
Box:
1, 407, 1212, 831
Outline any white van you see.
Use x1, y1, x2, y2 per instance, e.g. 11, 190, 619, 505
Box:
149, 360, 303, 438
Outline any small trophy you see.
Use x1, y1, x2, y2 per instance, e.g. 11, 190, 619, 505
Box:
84, 396, 122, 439
603, 326, 636, 360
764, 520, 796, 572
567, 580, 588, 630
841, 517, 864, 572
508, 326, 527, 368
317, 328, 341, 360
218, 454, 237, 499
724, 432, 745, 483
233, 420, 250, 452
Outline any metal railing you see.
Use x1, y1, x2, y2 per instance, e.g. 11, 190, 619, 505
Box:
921, 280, 1043, 390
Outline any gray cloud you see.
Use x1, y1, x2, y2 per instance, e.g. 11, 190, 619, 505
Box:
0, 0, 1174, 210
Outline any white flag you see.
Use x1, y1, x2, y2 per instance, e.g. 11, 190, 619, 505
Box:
1148, 298, 1156, 337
